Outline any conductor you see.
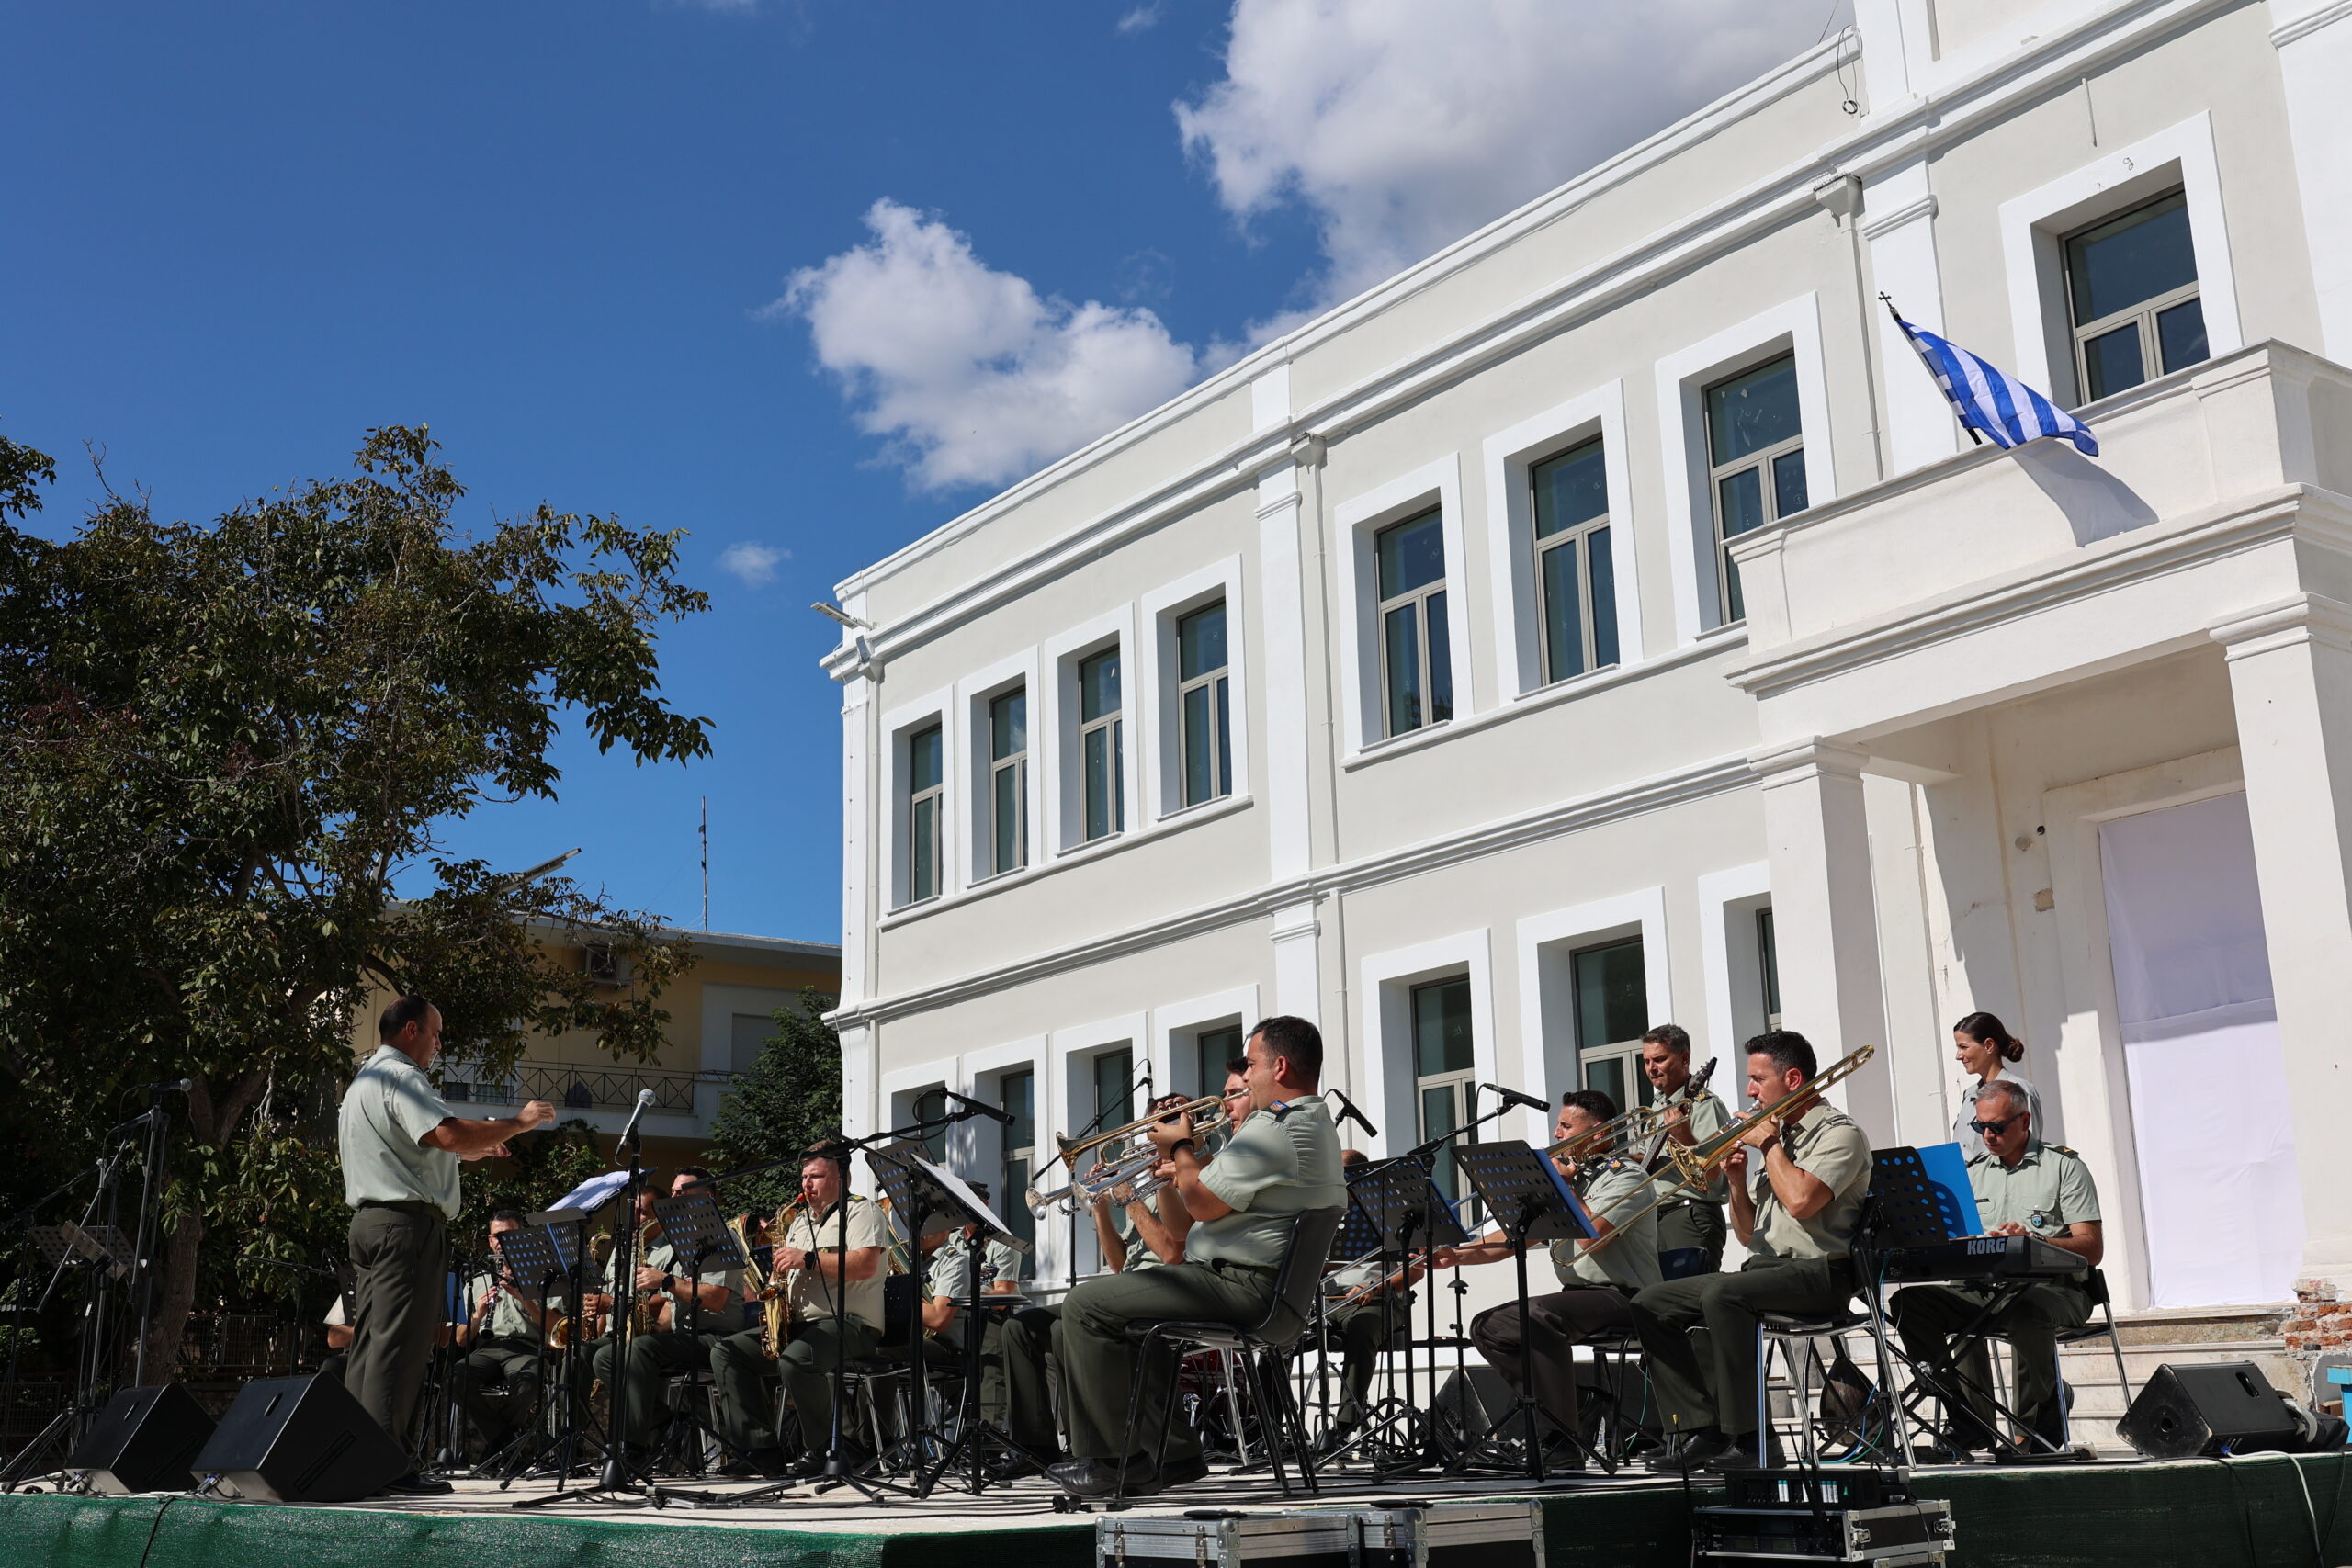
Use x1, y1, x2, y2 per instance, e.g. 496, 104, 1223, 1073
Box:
337, 997, 553, 1495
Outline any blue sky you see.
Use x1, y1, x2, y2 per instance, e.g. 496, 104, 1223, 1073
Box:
4, 0, 1842, 950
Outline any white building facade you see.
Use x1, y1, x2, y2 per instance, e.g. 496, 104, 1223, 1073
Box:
822, 0, 2352, 1324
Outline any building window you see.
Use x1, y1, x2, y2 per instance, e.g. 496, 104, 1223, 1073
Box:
907, 724, 944, 904
1000, 1069, 1035, 1249
729, 1013, 774, 1075
2064, 189, 2205, 402
988, 688, 1028, 876
913, 1087, 950, 1162
1177, 602, 1233, 807
1079, 648, 1125, 842
1573, 937, 1650, 1114
1092, 1047, 1136, 1134
1757, 908, 1782, 1031
1531, 438, 1619, 683
1705, 355, 1806, 625
1375, 511, 1453, 738
1412, 976, 1476, 1205
1194, 1023, 1244, 1099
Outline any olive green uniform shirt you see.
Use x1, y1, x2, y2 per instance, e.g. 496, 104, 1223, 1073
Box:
467, 1270, 543, 1343
1110, 1201, 1171, 1273
1746, 1104, 1873, 1261
1552, 1154, 1665, 1292
927, 1231, 1023, 1299
1193, 1098, 1346, 1268
781, 1197, 891, 1330
1653, 1077, 1732, 1206
337, 1044, 461, 1218
1967, 1139, 2100, 1237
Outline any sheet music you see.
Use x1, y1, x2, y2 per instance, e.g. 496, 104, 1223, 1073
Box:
909, 1154, 1034, 1254
548, 1169, 631, 1214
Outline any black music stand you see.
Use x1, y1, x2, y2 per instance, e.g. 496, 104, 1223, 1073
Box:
1341, 1156, 1466, 1476
1451, 1141, 1605, 1482
650, 1189, 744, 1341
864, 1150, 1040, 1498
1307, 1188, 1386, 1443
481, 1224, 567, 1481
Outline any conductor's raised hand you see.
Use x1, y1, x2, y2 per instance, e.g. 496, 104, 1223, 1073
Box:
517, 1100, 558, 1132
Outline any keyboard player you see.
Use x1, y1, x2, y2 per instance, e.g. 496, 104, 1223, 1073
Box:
1889, 1080, 2102, 1454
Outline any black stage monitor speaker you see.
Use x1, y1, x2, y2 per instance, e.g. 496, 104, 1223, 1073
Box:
68, 1384, 215, 1495
2119, 1360, 2302, 1459
190, 1374, 408, 1501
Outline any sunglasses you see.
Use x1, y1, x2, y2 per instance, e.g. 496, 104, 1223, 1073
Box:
1971, 1115, 2022, 1136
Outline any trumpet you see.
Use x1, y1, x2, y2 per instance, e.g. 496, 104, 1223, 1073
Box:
1026, 1095, 1229, 1218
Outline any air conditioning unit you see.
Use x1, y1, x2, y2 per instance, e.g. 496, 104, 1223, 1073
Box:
582, 943, 626, 985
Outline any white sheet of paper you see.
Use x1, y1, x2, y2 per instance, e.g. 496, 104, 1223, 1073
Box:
548, 1169, 632, 1215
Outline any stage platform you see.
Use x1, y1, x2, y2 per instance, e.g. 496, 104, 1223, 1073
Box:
7, 1452, 2352, 1568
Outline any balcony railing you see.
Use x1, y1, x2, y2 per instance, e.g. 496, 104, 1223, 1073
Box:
445, 1064, 729, 1115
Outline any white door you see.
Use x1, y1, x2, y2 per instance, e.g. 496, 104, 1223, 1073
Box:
2099, 791, 2304, 1307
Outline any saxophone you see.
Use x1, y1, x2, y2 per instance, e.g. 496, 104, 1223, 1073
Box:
729, 1214, 788, 1360
629, 1221, 669, 1335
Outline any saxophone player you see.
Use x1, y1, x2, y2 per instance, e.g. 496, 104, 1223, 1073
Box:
710, 1142, 888, 1479
589, 1168, 746, 1463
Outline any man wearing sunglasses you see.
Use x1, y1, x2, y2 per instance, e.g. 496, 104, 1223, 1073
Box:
1890, 1080, 2103, 1455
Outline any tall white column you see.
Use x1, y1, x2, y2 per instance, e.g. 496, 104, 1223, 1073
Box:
2272, 1, 2352, 362
1256, 457, 1316, 883
1752, 738, 1897, 1138
2213, 593, 2352, 1292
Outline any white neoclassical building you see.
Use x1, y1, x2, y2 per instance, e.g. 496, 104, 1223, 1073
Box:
820, 0, 2352, 1347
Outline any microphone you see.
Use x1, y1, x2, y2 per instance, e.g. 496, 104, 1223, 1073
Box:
616, 1087, 656, 1149
945, 1090, 1013, 1126
1484, 1083, 1551, 1116
1326, 1089, 1379, 1138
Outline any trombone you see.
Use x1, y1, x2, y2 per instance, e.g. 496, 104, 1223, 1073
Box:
1544, 1100, 1673, 1168
1578, 1043, 1878, 1257
1026, 1093, 1229, 1218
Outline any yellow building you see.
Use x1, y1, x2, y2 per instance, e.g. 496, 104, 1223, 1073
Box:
356, 925, 841, 1171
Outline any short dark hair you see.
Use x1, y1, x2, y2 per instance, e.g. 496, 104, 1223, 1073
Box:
1641, 1023, 1691, 1055
378, 995, 435, 1042
1561, 1089, 1618, 1123
1976, 1080, 2030, 1118
491, 1209, 525, 1228
673, 1167, 715, 1188
1747, 1030, 1819, 1082
1247, 1015, 1323, 1085
1341, 1149, 1368, 1168
803, 1134, 850, 1179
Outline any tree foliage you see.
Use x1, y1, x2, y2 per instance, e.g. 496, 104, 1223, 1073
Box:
0, 425, 711, 1376
704, 988, 844, 1219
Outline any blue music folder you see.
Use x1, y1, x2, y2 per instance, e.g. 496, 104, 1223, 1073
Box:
1917, 1143, 1982, 1239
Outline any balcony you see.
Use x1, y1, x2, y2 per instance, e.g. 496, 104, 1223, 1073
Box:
1724, 341, 2352, 738
445, 1063, 732, 1116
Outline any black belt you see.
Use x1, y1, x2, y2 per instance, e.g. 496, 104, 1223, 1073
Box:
356, 1199, 445, 1219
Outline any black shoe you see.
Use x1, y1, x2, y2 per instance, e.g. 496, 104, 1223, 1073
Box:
1156, 1453, 1210, 1490
780, 1450, 826, 1479
379, 1472, 455, 1497
987, 1451, 1058, 1481
1049, 1457, 1154, 1499
1702, 1439, 1765, 1474
1646, 1429, 1730, 1473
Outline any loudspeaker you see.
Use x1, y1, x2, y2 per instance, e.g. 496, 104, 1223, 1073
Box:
1432, 1366, 1516, 1440
67, 1384, 215, 1495
2118, 1360, 2302, 1459
190, 1374, 409, 1501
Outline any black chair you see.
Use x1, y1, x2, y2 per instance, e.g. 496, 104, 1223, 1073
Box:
1114, 1205, 1348, 1505
1755, 1304, 1875, 1466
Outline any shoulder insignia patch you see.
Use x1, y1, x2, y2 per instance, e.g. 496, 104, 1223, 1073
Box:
2048, 1145, 2079, 1158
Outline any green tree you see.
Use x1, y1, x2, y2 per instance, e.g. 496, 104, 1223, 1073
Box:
0, 424, 710, 1377
704, 987, 843, 1219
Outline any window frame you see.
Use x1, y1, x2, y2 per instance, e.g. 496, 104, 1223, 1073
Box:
1140, 558, 1251, 822
1334, 455, 1472, 758
1702, 353, 1807, 627
986, 685, 1030, 878
2061, 188, 2205, 403
1373, 508, 1453, 739
906, 721, 945, 906
1077, 646, 1125, 843
1569, 934, 1653, 1114
1409, 972, 1479, 1215
1175, 600, 1233, 810
882, 688, 956, 914
1528, 436, 1621, 685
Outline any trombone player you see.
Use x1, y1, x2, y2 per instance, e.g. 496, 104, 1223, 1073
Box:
1629, 1031, 1872, 1473
1435, 1089, 1659, 1466
1642, 1024, 1732, 1278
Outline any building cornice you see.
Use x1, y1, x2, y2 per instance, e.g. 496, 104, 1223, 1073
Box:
822, 0, 2242, 680
831, 751, 1756, 1027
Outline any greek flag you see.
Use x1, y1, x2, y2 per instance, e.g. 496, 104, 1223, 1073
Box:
1887, 301, 2098, 458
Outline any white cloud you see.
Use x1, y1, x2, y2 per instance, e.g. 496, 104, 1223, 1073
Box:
718, 541, 788, 585
1178, 0, 1852, 308
775, 200, 1199, 493
1116, 4, 1161, 34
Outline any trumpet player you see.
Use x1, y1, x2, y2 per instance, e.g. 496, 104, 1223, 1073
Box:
1629, 1031, 1872, 1474
1049, 1018, 1345, 1500
591, 1168, 746, 1462
1436, 1090, 1659, 1466
711, 1142, 888, 1479
1642, 1024, 1732, 1279
447, 1210, 554, 1458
